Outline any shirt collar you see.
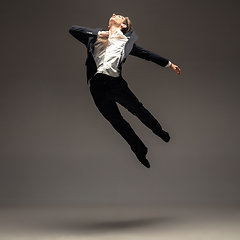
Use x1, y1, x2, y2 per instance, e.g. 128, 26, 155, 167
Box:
110, 29, 127, 40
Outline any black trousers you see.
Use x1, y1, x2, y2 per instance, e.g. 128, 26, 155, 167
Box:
89, 73, 165, 156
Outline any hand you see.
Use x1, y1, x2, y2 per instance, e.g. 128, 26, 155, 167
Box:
169, 63, 181, 75
98, 31, 109, 39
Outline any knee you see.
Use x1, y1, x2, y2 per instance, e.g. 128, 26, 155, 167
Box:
129, 102, 146, 116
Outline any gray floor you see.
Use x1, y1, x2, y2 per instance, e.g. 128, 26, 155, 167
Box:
0, 204, 240, 240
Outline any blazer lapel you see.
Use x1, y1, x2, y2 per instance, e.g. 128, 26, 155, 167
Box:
124, 30, 138, 58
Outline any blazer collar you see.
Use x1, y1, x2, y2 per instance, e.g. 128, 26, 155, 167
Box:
125, 30, 138, 40
124, 30, 138, 57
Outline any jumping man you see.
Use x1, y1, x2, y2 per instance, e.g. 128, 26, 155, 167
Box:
69, 13, 181, 168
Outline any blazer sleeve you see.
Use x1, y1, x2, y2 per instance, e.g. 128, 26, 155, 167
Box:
129, 43, 169, 67
69, 25, 99, 46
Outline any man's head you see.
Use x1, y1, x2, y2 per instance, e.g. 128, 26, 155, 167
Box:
108, 13, 132, 34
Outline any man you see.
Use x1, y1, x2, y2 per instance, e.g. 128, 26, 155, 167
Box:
69, 13, 181, 168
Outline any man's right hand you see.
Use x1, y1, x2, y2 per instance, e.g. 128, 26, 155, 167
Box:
98, 31, 109, 39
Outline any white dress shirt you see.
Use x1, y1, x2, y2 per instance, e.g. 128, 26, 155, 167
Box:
93, 28, 171, 78
93, 29, 128, 77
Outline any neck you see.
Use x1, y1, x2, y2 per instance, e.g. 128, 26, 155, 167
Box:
109, 25, 121, 37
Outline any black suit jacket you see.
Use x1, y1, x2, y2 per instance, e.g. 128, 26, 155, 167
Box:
69, 26, 169, 82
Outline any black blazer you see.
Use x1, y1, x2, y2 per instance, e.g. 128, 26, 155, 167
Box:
69, 26, 169, 82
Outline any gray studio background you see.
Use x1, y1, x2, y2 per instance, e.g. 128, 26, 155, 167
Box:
0, 0, 239, 205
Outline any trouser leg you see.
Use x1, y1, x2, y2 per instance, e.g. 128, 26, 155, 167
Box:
107, 77, 167, 137
90, 80, 147, 156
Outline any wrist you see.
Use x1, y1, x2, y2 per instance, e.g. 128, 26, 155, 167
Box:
166, 61, 172, 68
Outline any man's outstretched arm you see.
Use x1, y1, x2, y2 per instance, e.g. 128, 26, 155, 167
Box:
130, 44, 181, 75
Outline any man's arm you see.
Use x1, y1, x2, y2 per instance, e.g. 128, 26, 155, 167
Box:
130, 44, 181, 75
69, 26, 99, 46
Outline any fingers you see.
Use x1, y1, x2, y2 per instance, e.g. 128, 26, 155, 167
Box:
99, 31, 109, 39
177, 67, 182, 75
173, 66, 181, 75
169, 63, 182, 75
175, 67, 181, 75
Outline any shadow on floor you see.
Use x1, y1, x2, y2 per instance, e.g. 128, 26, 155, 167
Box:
45, 216, 177, 234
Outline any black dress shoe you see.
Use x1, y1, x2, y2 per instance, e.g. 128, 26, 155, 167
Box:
136, 148, 150, 168
158, 130, 170, 142
137, 155, 150, 168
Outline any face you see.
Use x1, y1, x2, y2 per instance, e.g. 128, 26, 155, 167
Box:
109, 13, 125, 28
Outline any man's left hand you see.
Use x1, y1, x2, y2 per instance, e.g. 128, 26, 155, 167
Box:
169, 63, 181, 75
